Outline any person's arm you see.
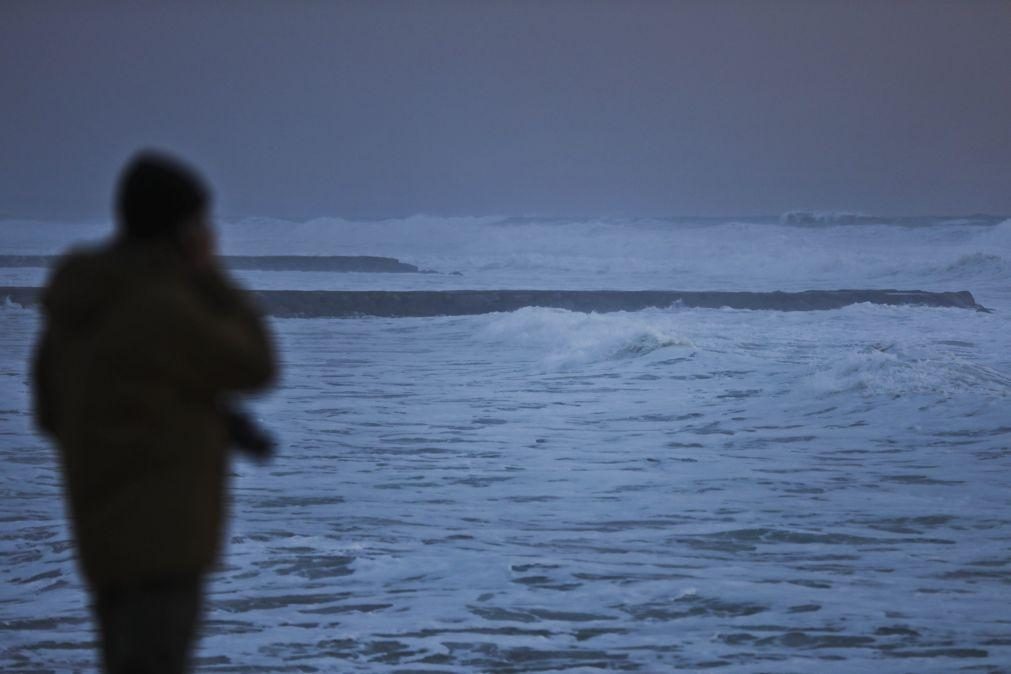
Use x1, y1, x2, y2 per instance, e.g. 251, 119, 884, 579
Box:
113, 273, 277, 394
191, 267, 272, 343
31, 325, 58, 436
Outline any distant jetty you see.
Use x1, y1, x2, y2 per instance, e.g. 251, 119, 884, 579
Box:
0, 255, 423, 273
2, 287, 990, 317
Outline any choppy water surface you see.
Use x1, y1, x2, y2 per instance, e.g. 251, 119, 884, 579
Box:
3, 302, 1011, 672
2, 215, 1011, 671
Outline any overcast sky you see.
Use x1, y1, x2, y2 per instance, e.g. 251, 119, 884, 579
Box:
1, 1, 1009, 219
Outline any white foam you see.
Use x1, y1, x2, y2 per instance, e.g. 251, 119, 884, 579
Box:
809, 343, 1011, 398
4, 215, 1011, 301
477, 306, 693, 370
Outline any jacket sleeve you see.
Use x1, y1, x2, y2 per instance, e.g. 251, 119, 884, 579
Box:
115, 270, 277, 394
31, 325, 58, 435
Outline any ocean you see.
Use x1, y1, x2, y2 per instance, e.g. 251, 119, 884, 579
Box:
2, 213, 1010, 672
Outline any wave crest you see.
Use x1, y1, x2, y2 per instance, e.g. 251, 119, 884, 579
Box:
780, 211, 877, 226
478, 307, 692, 369
940, 252, 1008, 278
810, 344, 1011, 398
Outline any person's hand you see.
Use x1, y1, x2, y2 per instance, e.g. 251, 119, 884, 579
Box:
225, 407, 276, 463
179, 212, 218, 272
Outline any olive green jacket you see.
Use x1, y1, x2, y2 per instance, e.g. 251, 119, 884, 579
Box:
32, 240, 276, 588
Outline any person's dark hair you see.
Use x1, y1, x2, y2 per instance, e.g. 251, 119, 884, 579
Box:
116, 151, 210, 240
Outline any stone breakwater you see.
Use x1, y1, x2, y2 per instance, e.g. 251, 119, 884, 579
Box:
1, 287, 989, 317
0, 255, 422, 273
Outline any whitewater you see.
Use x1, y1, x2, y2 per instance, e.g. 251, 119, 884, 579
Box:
2, 214, 1010, 672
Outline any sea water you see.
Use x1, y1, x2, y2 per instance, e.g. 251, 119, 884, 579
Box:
2, 215, 1010, 672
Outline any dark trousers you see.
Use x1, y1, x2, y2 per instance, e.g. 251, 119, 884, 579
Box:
93, 574, 203, 674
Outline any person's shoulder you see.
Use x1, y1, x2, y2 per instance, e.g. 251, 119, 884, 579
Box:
41, 241, 184, 321
41, 244, 116, 314
48, 244, 107, 282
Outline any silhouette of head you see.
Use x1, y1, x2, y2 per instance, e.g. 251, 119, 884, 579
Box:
116, 151, 210, 240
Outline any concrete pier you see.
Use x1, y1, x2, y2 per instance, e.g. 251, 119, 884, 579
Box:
1, 286, 989, 317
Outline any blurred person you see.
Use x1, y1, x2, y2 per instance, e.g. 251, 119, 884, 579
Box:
31, 151, 277, 674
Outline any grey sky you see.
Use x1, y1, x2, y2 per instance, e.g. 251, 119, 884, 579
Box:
1, 1, 1009, 219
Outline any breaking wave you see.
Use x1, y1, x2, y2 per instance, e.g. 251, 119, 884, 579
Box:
780, 211, 878, 226
939, 252, 1009, 279
477, 307, 692, 369
809, 343, 1011, 398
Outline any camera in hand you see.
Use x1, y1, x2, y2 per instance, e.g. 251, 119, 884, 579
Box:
225, 407, 275, 461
